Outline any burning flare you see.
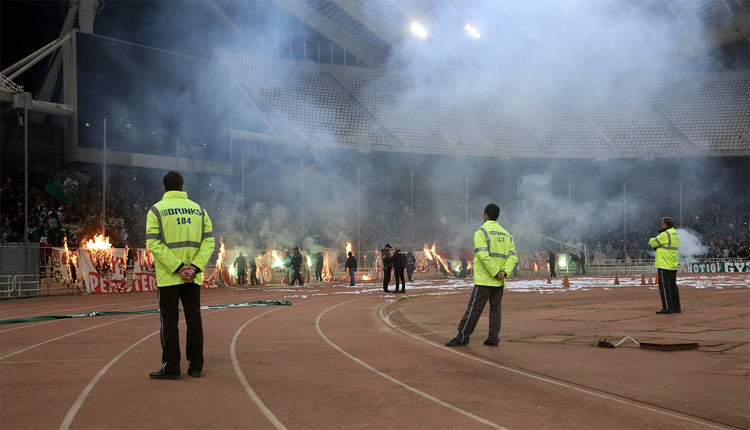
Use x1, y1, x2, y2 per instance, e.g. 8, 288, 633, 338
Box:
215, 239, 226, 271
345, 241, 352, 255
83, 233, 113, 273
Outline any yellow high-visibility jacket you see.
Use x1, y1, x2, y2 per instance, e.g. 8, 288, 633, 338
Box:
145, 191, 215, 286
649, 227, 679, 271
473, 220, 517, 287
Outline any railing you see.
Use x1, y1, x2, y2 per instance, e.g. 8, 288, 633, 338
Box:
0, 274, 42, 298
0, 73, 24, 93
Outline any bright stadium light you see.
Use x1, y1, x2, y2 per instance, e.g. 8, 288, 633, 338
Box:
464, 24, 481, 39
410, 21, 428, 39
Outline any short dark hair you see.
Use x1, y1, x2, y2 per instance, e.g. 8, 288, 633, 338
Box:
662, 217, 674, 228
348, 252, 353, 257
484, 203, 500, 220
163, 171, 183, 191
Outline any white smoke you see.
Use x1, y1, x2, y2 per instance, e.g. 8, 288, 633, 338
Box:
676, 228, 708, 259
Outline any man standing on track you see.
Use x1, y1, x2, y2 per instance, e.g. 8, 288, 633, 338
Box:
345, 251, 357, 286
233, 252, 247, 286
392, 245, 406, 293
381, 244, 393, 292
649, 217, 681, 314
146, 171, 215, 379
446, 203, 517, 347
290, 247, 304, 286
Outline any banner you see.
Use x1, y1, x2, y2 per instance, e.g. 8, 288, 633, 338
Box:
78, 248, 127, 293
50, 248, 72, 282
132, 248, 157, 291
687, 260, 749, 273
517, 251, 549, 273
45, 170, 91, 203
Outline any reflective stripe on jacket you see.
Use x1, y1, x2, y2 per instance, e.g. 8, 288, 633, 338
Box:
648, 227, 679, 271
145, 190, 215, 286
473, 220, 518, 287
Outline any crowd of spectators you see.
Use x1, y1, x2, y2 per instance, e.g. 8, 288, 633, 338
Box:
1, 167, 748, 261
0, 166, 155, 250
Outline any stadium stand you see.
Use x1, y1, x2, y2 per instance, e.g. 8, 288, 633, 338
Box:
219, 51, 749, 157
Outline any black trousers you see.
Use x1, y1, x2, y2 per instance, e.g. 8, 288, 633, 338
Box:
657, 268, 680, 312
291, 268, 304, 285
406, 266, 415, 282
393, 267, 406, 291
158, 283, 203, 374
237, 270, 246, 285
455, 285, 504, 343
316, 266, 323, 281
249, 268, 259, 286
382, 268, 391, 291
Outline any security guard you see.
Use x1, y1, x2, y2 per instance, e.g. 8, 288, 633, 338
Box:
446, 203, 517, 347
146, 171, 215, 379
649, 217, 680, 314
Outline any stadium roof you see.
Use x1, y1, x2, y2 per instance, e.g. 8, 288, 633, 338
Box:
284, 0, 749, 69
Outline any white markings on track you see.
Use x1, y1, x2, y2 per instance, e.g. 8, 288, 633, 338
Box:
0, 315, 146, 361
59, 308, 222, 430
59, 330, 159, 430
230, 307, 288, 430
379, 303, 728, 430
316, 298, 508, 430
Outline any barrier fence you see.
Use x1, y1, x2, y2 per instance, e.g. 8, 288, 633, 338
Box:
1, 256, 747, 299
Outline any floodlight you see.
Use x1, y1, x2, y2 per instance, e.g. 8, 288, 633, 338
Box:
410, 21, 428, 38
464, 24, 481, 39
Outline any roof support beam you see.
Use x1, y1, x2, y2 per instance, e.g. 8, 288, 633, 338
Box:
272, 0, 386, 66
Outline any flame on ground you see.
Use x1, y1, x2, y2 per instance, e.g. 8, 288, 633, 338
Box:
362, 274, 371, 281
345, 241, 352, 255
270, 250, 283, 268
215, 239, 226, 270
322, 250, 332, 281
84, 233, 113, 272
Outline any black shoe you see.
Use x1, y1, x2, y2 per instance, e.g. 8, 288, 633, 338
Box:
383, 289, 389, 292
400, 290, 405, 294
655, 309, 674, 314
674, 310, 682, 313
150, 369, 181, 380
483, 338, 500, 347
445, 338, 469, 347
188, 370, 202, 378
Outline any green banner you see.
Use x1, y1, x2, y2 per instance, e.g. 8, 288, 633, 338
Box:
45, 170, 92, 204
0, 300, 291, 325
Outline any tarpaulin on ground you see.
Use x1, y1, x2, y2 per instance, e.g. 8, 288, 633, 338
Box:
0, 300, 292, 325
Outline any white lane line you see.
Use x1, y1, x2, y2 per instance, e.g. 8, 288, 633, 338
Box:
379, 303, 728, 430
59, 330, 159, 430
0, 315, 146, 361
60, 308, 223, 430
230, 307, 288, 430
316, 298, 507, 430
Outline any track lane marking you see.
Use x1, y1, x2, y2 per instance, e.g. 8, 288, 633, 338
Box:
230, 307, 288, 430
316, 298, 507, 430
59, 308, 227, 430
380, 302, 730, 430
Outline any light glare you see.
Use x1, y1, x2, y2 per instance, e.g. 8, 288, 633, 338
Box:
465, 24, 481, 39
410, 21, 428, 39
